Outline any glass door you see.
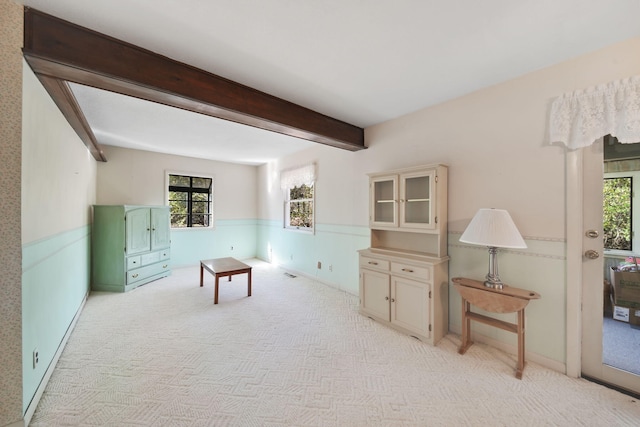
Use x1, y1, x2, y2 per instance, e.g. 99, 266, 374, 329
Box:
371, 175, 398, 227
400, 170, 434, 229
581, 140, 640, 395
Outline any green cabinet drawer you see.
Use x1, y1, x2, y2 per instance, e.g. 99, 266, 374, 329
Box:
127, 261, 170, 285
127, 256, 141, 270
141, 251, 161, 266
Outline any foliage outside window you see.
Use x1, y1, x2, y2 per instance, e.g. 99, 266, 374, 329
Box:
604, 177, 632, 250
168, 174, 213, 228
285, 183, 314, 231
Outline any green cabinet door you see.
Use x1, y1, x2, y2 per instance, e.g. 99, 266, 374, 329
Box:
126, 208, 151, 255
151, 207, 171, 250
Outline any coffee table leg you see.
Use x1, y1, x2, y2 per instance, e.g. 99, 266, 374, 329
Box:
200, 263, 204, 287
214, 275, 219, 304
248, 269, 252, 297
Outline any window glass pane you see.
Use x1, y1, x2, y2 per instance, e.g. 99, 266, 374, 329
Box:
604, 177, 632, 250
169, 175, 190, 187
290, 184, 313, 200
289, 201, 313, 228
170, 200, 187, 210
192, 201, 209, 214
169, 191, 188, 201
192, 177, 212, 189
192, 192, 209, 202
190, 214, 211, 227
171, 213, 188, 228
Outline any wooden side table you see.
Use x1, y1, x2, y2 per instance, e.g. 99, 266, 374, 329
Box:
200, 257, 252, 304
452, 277, 540, 379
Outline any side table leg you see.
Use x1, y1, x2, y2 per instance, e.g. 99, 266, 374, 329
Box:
248, 269, 252, 297
516, 309, 525, 379
459, 299, 473, 354
200, 263, 204, 287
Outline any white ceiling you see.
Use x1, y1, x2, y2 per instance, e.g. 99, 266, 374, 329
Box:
19, 0, 640, 165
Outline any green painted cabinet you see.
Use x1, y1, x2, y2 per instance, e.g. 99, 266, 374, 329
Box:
92, 205, 171, 292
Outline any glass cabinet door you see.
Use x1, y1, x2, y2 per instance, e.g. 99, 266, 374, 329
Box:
371, 175, 398, 227
400, 170, 435, 229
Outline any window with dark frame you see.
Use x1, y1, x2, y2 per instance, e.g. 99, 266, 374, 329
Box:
285, 183, 314, 231
168, 174, 213, 228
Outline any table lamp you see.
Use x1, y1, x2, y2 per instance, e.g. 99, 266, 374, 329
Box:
459, 208, 527, 289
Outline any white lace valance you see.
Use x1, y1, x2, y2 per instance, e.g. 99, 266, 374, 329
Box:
549, 76, 640, 149
280, 163, 316, 189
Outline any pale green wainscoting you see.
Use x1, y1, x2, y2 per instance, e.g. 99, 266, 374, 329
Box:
449, 233, 567, 370
256, 220, 371, 296
22, 225, 92, 413
169, 219, 258, 267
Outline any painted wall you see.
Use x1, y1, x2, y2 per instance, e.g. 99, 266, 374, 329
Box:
21, 61, 97, 415
96, 146, 259, 267
257, 37, 640, 371
0, 0, 24, 424
256, 145, 370, 295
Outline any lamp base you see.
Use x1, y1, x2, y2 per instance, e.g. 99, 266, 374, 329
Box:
485, 247, 505, 289
484, 278, 505, 290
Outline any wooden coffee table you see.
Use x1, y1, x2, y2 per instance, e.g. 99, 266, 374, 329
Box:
200, 257, 252, 304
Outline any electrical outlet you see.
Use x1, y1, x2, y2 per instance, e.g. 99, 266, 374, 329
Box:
317, 261, 322, 269
33, 348, 39, 369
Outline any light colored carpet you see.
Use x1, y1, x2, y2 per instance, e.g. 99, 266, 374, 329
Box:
31, 259, 640, 426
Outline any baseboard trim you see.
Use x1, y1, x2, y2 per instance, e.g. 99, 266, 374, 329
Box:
23, 292, 88, 426
272, 263, 358, 297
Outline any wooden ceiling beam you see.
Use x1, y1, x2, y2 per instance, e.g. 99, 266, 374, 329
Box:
22, 8, 365, 162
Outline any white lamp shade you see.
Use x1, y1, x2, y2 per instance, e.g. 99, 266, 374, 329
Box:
459, 208, 527, 249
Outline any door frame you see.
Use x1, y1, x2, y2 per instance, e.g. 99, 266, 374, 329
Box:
566, 148, 583, 377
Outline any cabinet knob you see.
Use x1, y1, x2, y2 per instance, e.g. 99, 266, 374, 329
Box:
401, 268, 414, 273
385, 296, 389, 301
163, 264, 168, 268
132, 273, 138, 278
391, 298, 395, 302
368, 261, 378, 265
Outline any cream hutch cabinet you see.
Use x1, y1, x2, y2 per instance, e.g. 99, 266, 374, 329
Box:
359, 164, 448, 345
92, 205, 171, 292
